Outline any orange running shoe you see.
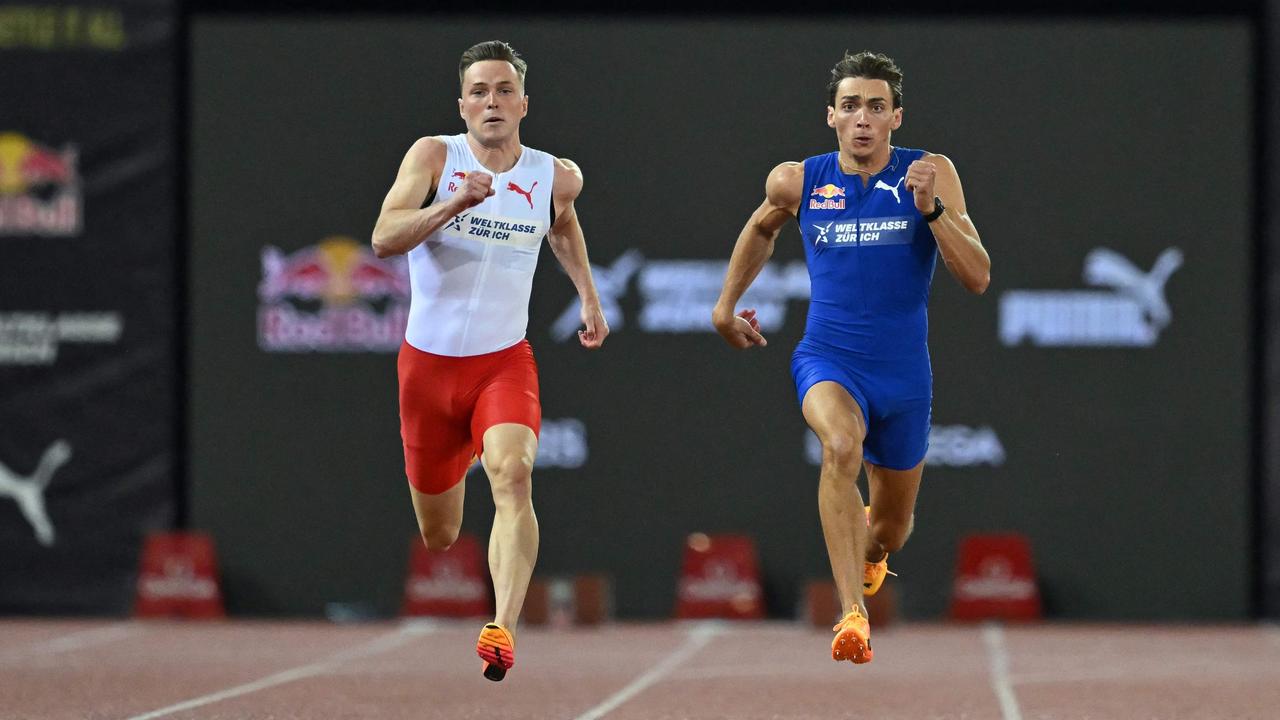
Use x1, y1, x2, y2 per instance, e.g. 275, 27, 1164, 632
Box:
862, 506, 896, 596
831, 605, 873, 664
476, 623, 515, 681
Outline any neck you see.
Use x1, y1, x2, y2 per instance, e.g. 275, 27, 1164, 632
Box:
466, 132, 522, 174
838, 145, 892, 180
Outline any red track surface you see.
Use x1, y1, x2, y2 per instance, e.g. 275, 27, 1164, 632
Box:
2, 619, 1278, 719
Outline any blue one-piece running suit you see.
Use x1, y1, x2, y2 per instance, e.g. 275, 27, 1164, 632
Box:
791, 147, 938, 470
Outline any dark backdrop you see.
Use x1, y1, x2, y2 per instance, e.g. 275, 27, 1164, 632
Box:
190, 18, 1252, 619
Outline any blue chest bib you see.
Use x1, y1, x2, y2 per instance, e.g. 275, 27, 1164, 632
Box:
796, 147, 938, 358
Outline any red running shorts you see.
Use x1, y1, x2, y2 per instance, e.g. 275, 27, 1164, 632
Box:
397, 339, 541, 495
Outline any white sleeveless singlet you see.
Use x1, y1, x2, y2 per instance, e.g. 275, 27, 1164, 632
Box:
404, 134, 554, 357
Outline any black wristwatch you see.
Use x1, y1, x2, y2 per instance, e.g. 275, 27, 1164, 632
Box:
923, 196, 946, 223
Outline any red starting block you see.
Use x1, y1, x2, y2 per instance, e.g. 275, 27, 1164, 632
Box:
949, 533, 1042, 621
675, 533, 764, 619
401, 533, 491, 618
134, 532, 225, 619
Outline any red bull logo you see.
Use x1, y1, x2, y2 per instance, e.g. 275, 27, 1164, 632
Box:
0, 132, 82, 236
257, 236, 410, 352
809, 183, 846, 211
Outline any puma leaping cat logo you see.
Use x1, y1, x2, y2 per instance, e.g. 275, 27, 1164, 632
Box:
874, 177, 905, 204
507, 180, 537, 209
1083, 248, 1183, 328
0, 440, 71, 547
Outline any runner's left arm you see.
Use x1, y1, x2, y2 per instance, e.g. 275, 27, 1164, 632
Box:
547, 158, 608, 349
906, 154, 990, 294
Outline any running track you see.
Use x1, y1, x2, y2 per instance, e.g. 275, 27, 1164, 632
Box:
3, 619, 1278, 719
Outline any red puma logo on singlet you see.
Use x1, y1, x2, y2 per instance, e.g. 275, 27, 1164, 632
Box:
507, 180, 537, 209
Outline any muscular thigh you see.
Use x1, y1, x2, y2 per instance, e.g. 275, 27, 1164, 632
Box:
409, 475, 466, 532
398, 341, 476, 495
801, 380, 867, 446
470, 341, 541, 458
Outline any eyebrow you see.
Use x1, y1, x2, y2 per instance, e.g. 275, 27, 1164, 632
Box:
469, 80, 516, 88
839, 95, 888, 104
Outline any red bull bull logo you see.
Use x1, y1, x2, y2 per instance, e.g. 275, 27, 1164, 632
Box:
257, 236, 410, 352
809, 183, 846, 211
0, 132, 82, 236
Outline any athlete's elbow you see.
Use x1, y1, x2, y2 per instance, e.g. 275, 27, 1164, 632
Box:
967, 272, 990, 295
370, 229, 399, 259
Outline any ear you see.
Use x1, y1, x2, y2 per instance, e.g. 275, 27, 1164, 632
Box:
520, 94, 529, 119
891, 107, 903, 131
458, 97, 464, 119
827, 106, 836, 129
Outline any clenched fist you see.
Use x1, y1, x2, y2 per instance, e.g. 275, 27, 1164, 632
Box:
904, 160, 937, 214
454, 171, 496, 210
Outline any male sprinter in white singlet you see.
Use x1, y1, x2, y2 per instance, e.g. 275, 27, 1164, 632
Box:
371, 41, 608, 681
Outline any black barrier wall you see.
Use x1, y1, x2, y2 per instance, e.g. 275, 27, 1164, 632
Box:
0, 1, 177, 613
1266, 0, 1279, 619
191, 19, 1252, 619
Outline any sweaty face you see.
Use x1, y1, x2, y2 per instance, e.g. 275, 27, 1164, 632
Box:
458, 59, 528, 144
827, 77, 902, 160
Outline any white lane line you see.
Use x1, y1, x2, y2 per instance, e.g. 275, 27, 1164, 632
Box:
981, 622, 1024, 720
0, 623, 142, 663
572, 621, 724, 720
123, 620, 437, 720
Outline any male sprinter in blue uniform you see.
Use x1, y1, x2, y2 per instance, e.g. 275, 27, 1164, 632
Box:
712, 51, 990, 665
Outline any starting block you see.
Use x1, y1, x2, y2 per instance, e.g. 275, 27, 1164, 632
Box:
801, 579, 898, 628
949, 533, 1042, 621
675, 533, 764, 619
522, 575, 613, 627
134, 532, 225, 619
401, 533, 491, 618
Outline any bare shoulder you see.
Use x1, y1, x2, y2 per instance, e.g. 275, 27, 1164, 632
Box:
765, 161, 803, 207
553, 157, 583, 201
921, 152, 958, 175
407, 136, 447, 169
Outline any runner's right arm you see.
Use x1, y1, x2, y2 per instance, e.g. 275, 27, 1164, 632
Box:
711, 162, 803, 349
372, 137, 494, 258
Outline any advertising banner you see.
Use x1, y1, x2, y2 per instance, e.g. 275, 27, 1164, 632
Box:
0, 1, 177, 613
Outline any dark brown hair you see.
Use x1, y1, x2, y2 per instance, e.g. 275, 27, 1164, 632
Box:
827, 51, 903, 108
458, 40, 528, 90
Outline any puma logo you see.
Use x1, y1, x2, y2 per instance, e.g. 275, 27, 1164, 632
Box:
507, 180, 537, 209
874, 177, 905, 203
0, 440, 71, 547
1083, 248, 1184, 328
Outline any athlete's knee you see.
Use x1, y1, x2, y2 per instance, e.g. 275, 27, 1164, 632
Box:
820, 433, 863, 469
421, 523, 460, 551
871, 514, 914, 554
488, 453, 534, 506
